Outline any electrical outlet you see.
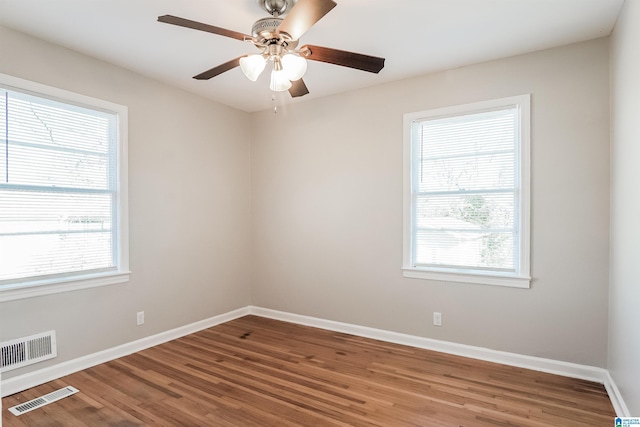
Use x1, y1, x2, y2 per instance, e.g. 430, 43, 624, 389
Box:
433, 312, 442, 326
136, 311, 144, 326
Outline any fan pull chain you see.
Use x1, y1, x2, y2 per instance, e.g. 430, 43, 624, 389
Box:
272, 93, 277, 114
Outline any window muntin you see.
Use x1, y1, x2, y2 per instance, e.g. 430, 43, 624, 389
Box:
403, 95, 530, 288
0, 74, 128, 300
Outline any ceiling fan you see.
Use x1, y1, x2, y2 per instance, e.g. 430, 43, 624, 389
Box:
158, 0, 385, 98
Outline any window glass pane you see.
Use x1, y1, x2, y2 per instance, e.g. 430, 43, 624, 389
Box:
3, 142, 110, 189
418, 108, 516, 158
415, 229, 514, 270
5, 91, 111, 153
2, 90, 112, 189
418, 151, 515, 193
0, 191, 113, 234
416, 193, 515, 230
0, 232, 113, 281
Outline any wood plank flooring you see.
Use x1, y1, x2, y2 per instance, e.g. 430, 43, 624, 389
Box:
2, 315, 615, 426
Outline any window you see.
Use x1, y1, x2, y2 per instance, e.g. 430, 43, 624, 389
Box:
0, 74, 129, 301
403, 95, 530, 288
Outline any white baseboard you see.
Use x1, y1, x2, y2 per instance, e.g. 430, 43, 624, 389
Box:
1, 304, 629, 416
0, 306, 250, 398
604, 371, 631, 417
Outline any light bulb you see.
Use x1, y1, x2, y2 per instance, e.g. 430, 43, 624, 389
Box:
239, 54, 266, 81
270, 69, 292, 92
281, 54, 307, 81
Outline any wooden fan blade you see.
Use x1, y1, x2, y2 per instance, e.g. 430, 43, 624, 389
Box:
300, 44, 385, 73
277, 0, 336, 41
193, 57, 243, 80
158, 15, 250, 41
289, 79, 310, 98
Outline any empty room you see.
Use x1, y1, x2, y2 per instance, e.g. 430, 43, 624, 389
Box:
1, 0, 638, 425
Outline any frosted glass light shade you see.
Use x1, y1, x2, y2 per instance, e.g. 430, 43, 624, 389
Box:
239, 54, 266, 81
281, 54, 307, 81
270, 69, 292, 92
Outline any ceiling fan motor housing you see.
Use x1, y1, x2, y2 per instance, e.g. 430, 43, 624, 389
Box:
251, 17, 296, 48
251, 17, 283, 39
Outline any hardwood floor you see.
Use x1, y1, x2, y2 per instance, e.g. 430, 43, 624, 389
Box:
2, 315, 615, 426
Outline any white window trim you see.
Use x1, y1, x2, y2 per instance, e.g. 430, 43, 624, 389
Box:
402, 95, 531, 288
0, 73, 130, 302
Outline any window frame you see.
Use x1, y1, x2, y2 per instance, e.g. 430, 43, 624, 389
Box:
402, 95, 531, 288
0, 73, 129, 302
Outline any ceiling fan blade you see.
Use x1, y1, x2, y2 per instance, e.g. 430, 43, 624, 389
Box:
299, 44, 385, 73
158, 15, 250, 42
193, 57, 243, 80
289, 79, 310, 98
277, 0, 337, 41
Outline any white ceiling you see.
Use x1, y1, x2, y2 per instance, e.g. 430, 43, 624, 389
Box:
0, 0, 624, 112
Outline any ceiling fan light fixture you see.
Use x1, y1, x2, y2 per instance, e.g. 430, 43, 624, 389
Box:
240, 54, 267, 81
270, 68, 292, 92
281, 53, 307, 81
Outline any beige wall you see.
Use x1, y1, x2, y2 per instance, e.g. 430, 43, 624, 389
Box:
609, 0, 640, 415
251, 38, 611, 367
0, 26, 252, 379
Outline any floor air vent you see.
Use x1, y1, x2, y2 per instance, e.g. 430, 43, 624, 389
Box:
8, 386, 79, 416
1, 331, 57, 372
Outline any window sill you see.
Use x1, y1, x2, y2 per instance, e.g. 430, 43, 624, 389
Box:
402, 267, 530, 288
0, 271, 131, 302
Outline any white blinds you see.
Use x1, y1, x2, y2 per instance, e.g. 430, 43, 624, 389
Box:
412, 107, 519, 272
0, 87, 117, 282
